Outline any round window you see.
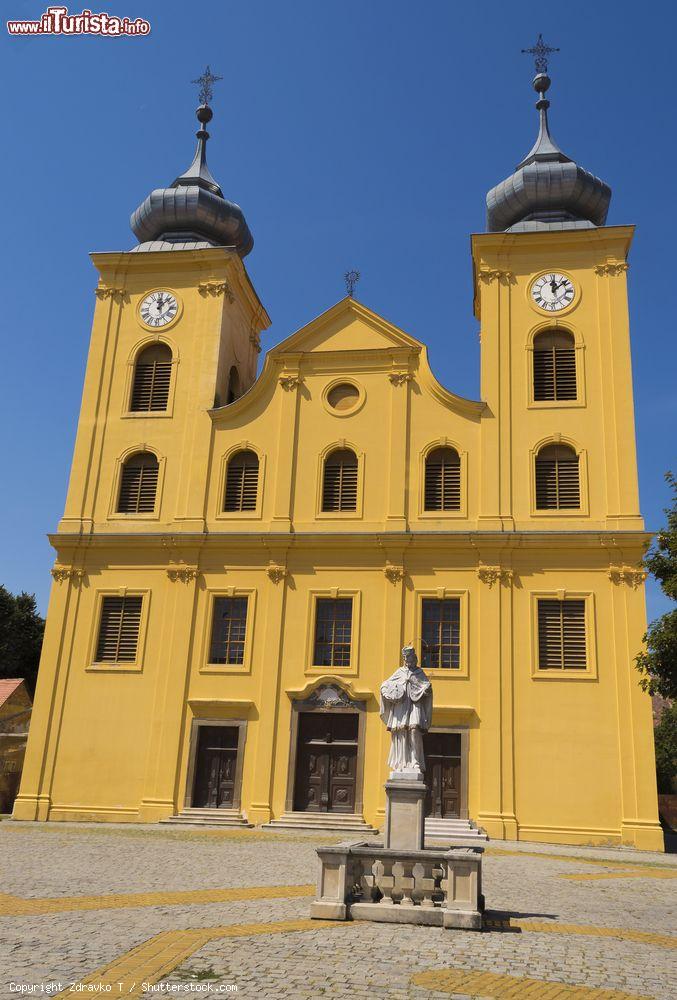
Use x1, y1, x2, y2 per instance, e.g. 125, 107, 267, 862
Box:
327, 383, 360, 412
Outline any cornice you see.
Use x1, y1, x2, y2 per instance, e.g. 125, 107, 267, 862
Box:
209, 297, 484, 423
470, 224, 635, 259
417, 346, 485, 419
88, 247, 271, 331
49, 529, 652, 554
285, 676, 376, 704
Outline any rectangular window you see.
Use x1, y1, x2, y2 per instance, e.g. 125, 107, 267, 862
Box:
95, 595, 143, 663
209, 597, 249, 665
313, 597, 353, 667
421, 598, 461, 669
537, 599, 587, 670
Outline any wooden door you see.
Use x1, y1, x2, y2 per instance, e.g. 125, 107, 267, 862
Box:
293, 712, 358, 813
424, 732, 462, 818
192, 726, 239, 809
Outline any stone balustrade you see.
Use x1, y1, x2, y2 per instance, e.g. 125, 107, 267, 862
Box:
310, 841, 484, 930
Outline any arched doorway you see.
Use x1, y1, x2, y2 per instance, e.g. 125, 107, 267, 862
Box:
285, 684, 367, 817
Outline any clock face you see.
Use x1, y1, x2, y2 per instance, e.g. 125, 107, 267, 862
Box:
139, 290, 179, 327
531, 273, 575, 312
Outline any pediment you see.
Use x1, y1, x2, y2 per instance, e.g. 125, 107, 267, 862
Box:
269, 297, 422, 358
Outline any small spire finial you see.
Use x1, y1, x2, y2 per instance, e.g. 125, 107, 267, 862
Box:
191, 65, 223, 107
344, 269, 360, 298
521, 34, 559, 75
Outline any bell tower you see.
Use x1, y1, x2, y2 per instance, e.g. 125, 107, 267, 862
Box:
58, 69, 270, 535
473, 38, 642, 533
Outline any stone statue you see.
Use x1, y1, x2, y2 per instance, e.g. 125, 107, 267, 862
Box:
379, 645, 433, 774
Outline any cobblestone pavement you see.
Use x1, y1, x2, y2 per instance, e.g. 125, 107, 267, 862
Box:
1, 821, 675, 1000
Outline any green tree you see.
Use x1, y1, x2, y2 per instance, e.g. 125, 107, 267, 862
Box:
635, 472, 677, 700
0, 585, 45, 696
654, 704, 677, 794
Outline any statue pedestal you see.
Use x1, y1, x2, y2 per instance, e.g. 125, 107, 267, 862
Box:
384, 770, 426, 851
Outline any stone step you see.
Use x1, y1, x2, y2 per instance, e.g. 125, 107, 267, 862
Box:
424, 817, 489, 843
161, 809, 253, 828
262, 812, 379, 834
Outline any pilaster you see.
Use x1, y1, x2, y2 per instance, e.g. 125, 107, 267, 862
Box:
475, 547, 516, 839
271, 367, 303, 531
597, 264, 642, 527
248, 550, 289, 824
59, 278, 126, 533
609, 573, 663, 851
138, 561, 200, 822
173, 280, 223, 531
376, 546, 407, 822
477, 268, 514, 529
385, 369, 412, 529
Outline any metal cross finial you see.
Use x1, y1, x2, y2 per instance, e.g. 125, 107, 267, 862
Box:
344, 269, 360, 297
191, 65, 223, 106
521, 34, 559, 74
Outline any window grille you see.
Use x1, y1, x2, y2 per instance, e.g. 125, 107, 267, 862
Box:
130, 344, 172, 412
209, 596, 248, 664
537, 599, 587, 670
95, 595, 142, 662
224, 450, 259, 511
535, 444, 580, 509
421, 598, 461, 669
424, 447, 461, 511
533, 331, 576, 401
313, 597, 353, 667
322, 449, 358, 511
117, 453, 159, 513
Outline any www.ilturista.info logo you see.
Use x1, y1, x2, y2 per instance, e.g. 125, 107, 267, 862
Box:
7, 6, 151, 35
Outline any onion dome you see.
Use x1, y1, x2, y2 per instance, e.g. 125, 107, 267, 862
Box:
486, 64, 611, 233
130, 102, 253, 255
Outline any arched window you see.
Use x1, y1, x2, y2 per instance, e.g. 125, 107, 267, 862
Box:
117, 452, 159, 513
322, 448, 358, 512
533, 330, 576, 401
424, 447, 461, 511
130, 343, 172, 412
224, 450, 259, 511
535, 444, 580, 509
226, 366, 240, 404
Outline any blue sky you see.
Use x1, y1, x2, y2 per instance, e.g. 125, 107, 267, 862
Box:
0, 0, 675, 622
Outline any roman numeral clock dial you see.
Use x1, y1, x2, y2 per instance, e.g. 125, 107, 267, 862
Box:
531, 272, 575, 312
139, 290, 179, 328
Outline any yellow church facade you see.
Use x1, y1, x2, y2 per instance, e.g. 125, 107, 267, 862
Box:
14, 66, 663, 850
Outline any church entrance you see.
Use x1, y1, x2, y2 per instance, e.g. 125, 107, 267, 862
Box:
423, 731, 462, 819
192, 725, 239, 809
293, 711, 358, 813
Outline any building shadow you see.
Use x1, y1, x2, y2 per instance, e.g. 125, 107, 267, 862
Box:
483, 909, 559, 932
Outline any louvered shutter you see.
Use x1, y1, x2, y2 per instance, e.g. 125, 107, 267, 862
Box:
535, 446, 580, 509
130, 345, 172, 412
554, 347, 577, 399
224, 451, 259, 511
424, 448, 461, 511
117, 453, 159, 513
533, 332, 577, 402
95, 596, 143, 662
322, 449, 358, 511
538, 599, 587, 670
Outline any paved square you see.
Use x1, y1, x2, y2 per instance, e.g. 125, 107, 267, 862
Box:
1, 821, 675, 999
